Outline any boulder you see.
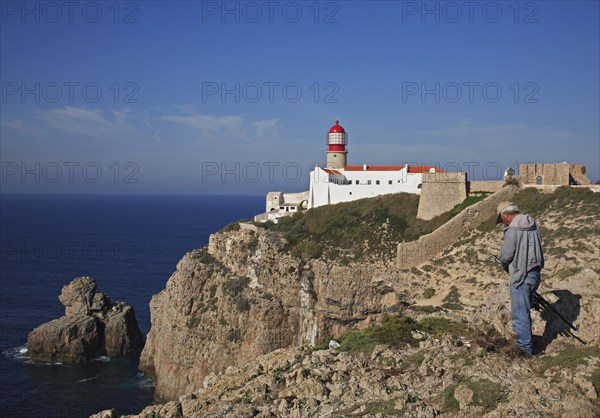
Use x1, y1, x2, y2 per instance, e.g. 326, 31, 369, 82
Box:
89, 410, 116, 418
59, 276, 110, 316
27, 315, 100, 363
103, 302, 144, 356
27, 276, 143, 363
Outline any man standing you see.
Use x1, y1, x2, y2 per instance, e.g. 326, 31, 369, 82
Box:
497, 201, 544, 356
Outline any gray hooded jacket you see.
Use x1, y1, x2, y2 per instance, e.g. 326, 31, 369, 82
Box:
499, 214, 544, 287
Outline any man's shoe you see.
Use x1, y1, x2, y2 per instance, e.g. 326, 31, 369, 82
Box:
507, 345, 532, 359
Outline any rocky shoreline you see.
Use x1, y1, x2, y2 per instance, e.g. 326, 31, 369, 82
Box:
91, 187, 600, 417
94, 327, 600, 418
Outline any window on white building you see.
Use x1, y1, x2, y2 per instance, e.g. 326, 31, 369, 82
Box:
367, 180, 372, 185
388, 180, 392, 185
355, 180, 359, 184
417, 184, 422, 189
376, 180, 380, 185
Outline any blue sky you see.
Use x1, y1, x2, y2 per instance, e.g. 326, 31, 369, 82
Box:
1, 0, 598, 194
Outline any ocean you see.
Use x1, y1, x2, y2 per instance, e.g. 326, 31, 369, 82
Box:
0, 194, 264, 418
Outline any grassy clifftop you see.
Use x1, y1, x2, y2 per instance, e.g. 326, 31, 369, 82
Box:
261, 193, 452, 263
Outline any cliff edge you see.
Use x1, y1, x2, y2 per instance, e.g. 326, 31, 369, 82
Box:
132, 186, 599, 416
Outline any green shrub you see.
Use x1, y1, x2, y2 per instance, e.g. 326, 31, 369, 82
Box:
337, 316, 476, 354
442, 286, 463, 310
235, 296, 251, 312
417, 317, 475, 339
221, 221, 241, 232
311, 336, 333, 351
443, 384, 459, 410
422, 288, 436, 299
406, 350, 425, 365
335, 399, 402, 417
444, 378, 507, 411
449, 193, 491, 216
590, 367, 600, 394
408, 305, 442, 313
537, 345, 600, 374
262, 193, 451, 262
340, 316, 419, 354
191, 248, 216, 264
339, 330, 376, 354
514, 187, 598, 219
553, 267, 583, 280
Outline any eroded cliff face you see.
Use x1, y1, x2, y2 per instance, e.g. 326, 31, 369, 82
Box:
139, 228, 409, 401
139, 187, 600, 408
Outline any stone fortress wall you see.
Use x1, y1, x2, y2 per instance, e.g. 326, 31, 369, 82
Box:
397, 161, 596, 269
568, 164, 591, 185
416, 162, 593, 225
518, 162, 591, 186
469, 180, 504, 193
416, 172, 467, 220
520, 163, 570, 186
398, 185, 519, 269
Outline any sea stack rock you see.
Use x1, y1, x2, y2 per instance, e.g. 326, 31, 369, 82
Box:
27, 276, 144, 364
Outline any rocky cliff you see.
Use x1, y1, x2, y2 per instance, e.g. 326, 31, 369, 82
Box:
124, 186, 600, 416
28, 277, 144, 363
110, 331, 599, 418
139, 227, 407, 401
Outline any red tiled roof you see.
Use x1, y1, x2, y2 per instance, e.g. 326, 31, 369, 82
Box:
344, 165, 405, 171
342, 165, 444, 173
407, 166, 444, 173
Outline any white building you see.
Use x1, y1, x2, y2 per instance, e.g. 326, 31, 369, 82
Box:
256, 120, 442, 221
308, 164, 439, 208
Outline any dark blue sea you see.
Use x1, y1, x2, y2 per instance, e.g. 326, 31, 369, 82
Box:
0, 194, 263, 418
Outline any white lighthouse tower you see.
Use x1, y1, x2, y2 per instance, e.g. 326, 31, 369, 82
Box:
326, 120, 348, 169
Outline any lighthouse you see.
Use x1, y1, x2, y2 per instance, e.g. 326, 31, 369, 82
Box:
326, 120, 348, 169
259, 119, 446, 219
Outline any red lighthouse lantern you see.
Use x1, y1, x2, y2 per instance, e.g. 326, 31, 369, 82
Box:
326, 120, 348, 169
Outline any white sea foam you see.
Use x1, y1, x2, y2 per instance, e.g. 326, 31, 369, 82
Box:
73, 375, 100, 384
136, 372, 156, 389
3, 345, 30, 362
95, 356, 111, 362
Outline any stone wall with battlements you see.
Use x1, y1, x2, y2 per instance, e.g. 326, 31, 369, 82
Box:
520, 163, 570, 185
569, 164, 591, 185
469, 180, 504, 193
416, 172, 467, 220
398, 185, 518, 269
